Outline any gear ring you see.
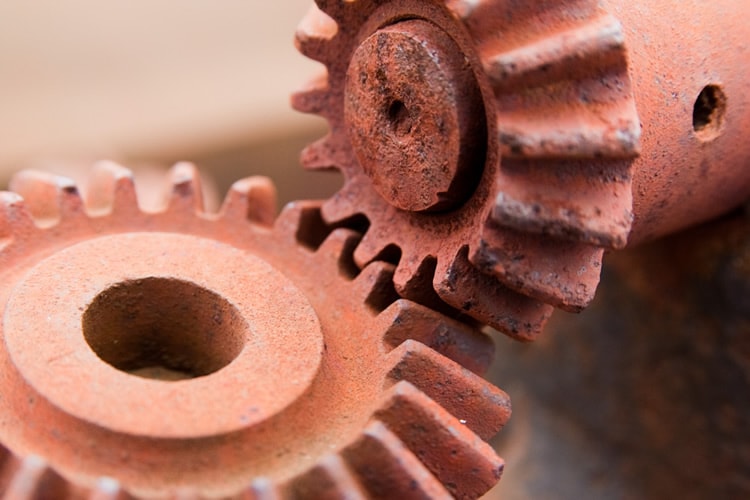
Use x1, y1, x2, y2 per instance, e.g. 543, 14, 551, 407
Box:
292, 0, 640, 339
0, 163, 510, 498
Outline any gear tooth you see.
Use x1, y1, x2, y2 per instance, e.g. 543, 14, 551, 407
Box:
375, 380, 504, 498
385, 340, 511, 441
276, 200, 335, 250
392, 255, 422, 294
320, 187, 364, 229
244, 478, 281, 500
0, 191, 37, 238
343, 421, 451, 499
377, 299, 493, 375
300, 136, 341, 171
353, 261, 399, 312
5, 455, 69, 499
295, 4, 338, 62
221, 176, 277, 227
352, 229, 393, 269
167, 162, 205, 215
434, 248, 553, 341
9, 170, 84, 227
472, 223, 604, 311
86, 161, 138, 216
291, 72, 332, 117
391, 255, 463, 317
492, 173, 633, 249
89, 477, 128, 500
315, 228, 362, 278
289, 454, 367, 499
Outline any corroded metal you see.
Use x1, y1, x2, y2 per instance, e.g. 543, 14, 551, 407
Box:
293, 0, 750, 333
0, 164, 509, 498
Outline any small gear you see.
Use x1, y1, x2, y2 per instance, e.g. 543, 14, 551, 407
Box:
292, 0, 640, 339
0, 163, 510, 498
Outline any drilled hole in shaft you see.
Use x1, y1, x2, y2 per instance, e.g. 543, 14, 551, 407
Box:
387, 99, 412, 136
693, 84, 726, 140
83, 278, 247, 381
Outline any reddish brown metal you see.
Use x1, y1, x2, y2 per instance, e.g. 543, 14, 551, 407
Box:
0, 163, 509, 498
292, 0, 750, 333
345, 19, 485, 213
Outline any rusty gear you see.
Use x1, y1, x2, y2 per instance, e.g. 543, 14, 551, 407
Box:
0, 163, 510, 498
292, 0, 750, 338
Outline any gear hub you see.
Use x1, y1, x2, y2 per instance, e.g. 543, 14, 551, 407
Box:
0, 163, 510, 498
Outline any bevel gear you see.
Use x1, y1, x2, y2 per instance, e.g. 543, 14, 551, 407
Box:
0, 163, 509, 498
292, 0, 640, 340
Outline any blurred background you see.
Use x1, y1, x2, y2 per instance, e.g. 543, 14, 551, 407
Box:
0, 0, 340, 204
2, 2, 747, 499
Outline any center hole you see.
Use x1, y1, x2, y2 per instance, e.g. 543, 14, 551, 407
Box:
387, 99, 412, 135
83, 278, 247, 381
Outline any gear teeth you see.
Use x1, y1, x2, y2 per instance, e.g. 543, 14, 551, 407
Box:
472, 224, 604, 311
434, 247, 553, 341
295, 4, 338, 63
85, 161, 139, 217
0, 192, 37, 240
9, 170, 84, 227
244, 478, 282, 500
376, 299, 493, 375
375, 381, 504, 498
293, 0, 643, 332
292, 72, 333, 118
4, 455, 69, 499
221, 176, 277, 227
385, 339, 511, 441
167, 162, 205, 215
89, 477, 128, 500
289, 454, 367, 499
342, 421, 451, 499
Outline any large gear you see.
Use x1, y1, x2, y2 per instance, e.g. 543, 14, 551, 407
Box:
0, 163, 510, 498
292, 0, 642, 339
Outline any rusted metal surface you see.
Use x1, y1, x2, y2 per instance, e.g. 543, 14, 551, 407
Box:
293, 0, 750, 331
0, 164, 509, 498
488, 209, 750, 499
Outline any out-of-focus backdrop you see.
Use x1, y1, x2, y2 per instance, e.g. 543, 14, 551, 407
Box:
0, 0, 339, 204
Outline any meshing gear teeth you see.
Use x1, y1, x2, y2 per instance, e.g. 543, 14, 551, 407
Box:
292, 0, 640, 339
0, 163, 510, 498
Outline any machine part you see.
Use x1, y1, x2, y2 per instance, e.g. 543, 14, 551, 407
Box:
292, 0, 750, 334
0, 163, 510, 498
